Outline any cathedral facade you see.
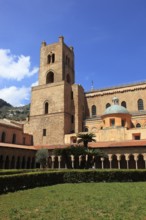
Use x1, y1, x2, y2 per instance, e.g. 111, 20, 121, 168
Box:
1, 36, 146, 169
24, 37, 146, 148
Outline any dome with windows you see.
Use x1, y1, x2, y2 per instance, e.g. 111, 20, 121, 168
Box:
103, 97, 129, 115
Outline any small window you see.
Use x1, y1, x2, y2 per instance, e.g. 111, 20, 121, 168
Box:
122, 119, 125, 127
43, 129, 46, 136
52, 53, 55, 63
121, 101, 127, 108
45, 102, 49, 114
136, 123, 141, 128
106, 103, 111, 109
46, 71, 54, 84
138, 99, 144, 110
12, 134, 16, 144
133, 133, 140, 140
110, 119, 115, 127
84, 127, 88, 132
47, 55, 51, 64
1, 132, 6, 142
92, 105, 96, 116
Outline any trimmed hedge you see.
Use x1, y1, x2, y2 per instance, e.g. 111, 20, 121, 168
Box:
1, 169, 146, 194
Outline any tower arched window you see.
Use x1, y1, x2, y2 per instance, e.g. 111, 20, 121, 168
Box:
138, 99, 144, 111
45, 102, 49, 114
46, 71, 54, 84
47, 53, 55, 64
106, 103, 111, 109
52, 53, 55, 63
121, 101, 127, 108
92, 105, 96, 116
47, 55, 51, 64
1, 132, 6, 142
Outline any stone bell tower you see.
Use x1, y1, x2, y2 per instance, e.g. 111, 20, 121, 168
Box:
24, 36, 84, 146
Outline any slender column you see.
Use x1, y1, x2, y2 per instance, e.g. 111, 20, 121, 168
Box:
58, 156, 61, 169
125, 154, 129, 169
85, 155, 88, 163
134, 154, 138, 169
51, 156, 55, 169
101, 158, 104, 169
92, 156, 95, 169
116, 154, 121, 169
79, 156, 82, 167
71, 155, 74, 169
108, 154, 112, 169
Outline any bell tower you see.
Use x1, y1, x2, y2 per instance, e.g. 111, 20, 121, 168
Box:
39, 36, 75, 86
24, 37, 84, 146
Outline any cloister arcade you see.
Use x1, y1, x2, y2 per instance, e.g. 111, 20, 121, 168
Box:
1, 153, 146, 169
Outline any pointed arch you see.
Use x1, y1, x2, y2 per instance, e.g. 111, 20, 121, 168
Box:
46, 71, 54, 84
44, 102, 49, 114
138, 99, 144, 110
91, 105, 96, 116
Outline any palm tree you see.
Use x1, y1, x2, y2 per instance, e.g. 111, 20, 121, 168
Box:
77, 133, 96, 149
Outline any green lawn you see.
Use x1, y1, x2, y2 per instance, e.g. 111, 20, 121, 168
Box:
0, 182, 146, 220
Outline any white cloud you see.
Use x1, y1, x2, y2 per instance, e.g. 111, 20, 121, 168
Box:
0, 86, 30, 106
31, 81, 38, 87
0, 49, 38, 81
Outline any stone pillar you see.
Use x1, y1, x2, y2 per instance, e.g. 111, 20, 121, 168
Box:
51, 156, 55, 169
92, 156, 95, 169
58, 156, 61, 169
116, 154, 121, 169
108, 154, 112, 169
71, 155, 74, 169
79, 156, 82, 168
134, 154, 138, 169
101, 158, 104, 169
125, 154, 129, 169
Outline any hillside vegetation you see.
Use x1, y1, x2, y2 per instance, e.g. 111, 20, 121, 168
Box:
0, 99, 30, 121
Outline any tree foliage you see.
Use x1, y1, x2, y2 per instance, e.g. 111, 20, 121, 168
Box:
77, 133, 96, 149
35, 149, 48, 168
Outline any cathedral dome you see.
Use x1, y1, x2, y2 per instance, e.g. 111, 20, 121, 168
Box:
103, 97, 129, 115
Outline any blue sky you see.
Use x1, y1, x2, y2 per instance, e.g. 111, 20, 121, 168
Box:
0, 0, 146, 106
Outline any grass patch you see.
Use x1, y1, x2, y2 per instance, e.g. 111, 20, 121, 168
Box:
1, 182, 146, 220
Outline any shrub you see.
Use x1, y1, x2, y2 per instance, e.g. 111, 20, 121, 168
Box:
1, 170, 146, 194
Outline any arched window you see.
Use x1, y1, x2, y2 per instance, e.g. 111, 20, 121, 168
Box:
52, 53, 55, 63
1, 132, 6, 142
45, 102, 49, 114
121, 101, 127, 108
138, 99, 144, 110
66, 74, 71, 83
47, 53, 55, 64
92, 105, 96, 116
46, 71, 54, 84
12, 134, 16, 144
136, 123, 141, 128
106, 103, 111, 109
47, 55, 51, 64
